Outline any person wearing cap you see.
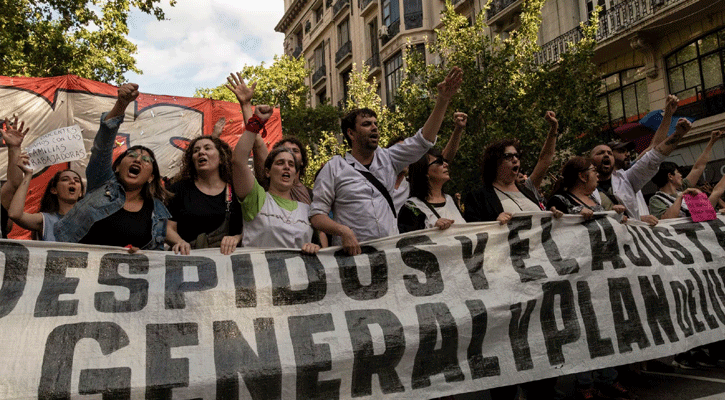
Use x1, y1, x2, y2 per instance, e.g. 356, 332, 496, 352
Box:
649, 130, 723, 219
608, 140, 636, 170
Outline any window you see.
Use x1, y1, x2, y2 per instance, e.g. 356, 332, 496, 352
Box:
665, 27, 725, 119
599, 67, 649, 126
314, 5, 323, 23
314, 43, 326, 70
317, 88, 327, 105
385, 52, 404, 106
341, 68, 352, 104
381, 0, 399, 27
368, 20, 380, 67
338, 19, 350, 46
403, 0, 422, 30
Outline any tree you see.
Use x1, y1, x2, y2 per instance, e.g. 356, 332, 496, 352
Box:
195, 54, 340, 169
0, 0, 176, 84
396, 0, 605, 195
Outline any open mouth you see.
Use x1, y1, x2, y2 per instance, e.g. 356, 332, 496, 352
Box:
68, 186, 77, 194
197, 157, 208, 166
512, 165, 520, 173
281, 172, 291, 179
128, 164, 142, 177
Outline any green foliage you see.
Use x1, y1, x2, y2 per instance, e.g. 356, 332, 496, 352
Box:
195, 54, 341, 183
0, 0, 175, 83
397, 0, 605, 195
195, 55, 310, 110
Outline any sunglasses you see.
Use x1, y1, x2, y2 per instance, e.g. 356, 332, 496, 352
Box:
428, 155, 446, 167
127, 150, 154, 165
502, 152, 521, 161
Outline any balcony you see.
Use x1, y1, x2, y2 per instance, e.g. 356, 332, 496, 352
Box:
360, 0, 376, 14
312, 65, 327, 85
292, 46, 302, 58
404, 11, 423, 30
365, 53, 381, 71
533, 0, 686, 63
333, 0, 350, 17
486, 0, 520, 22
381, 19, 400, 46
534, 26, 583, 65
335, 40, 352, 65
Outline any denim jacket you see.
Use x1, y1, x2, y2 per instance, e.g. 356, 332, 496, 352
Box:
54, 113, 171, 250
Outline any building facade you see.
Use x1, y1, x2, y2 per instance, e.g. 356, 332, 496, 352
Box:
277, 0, 725, 181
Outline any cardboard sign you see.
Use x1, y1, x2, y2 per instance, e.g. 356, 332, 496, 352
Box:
24, 125, 86, 169
684, 192, 717, 222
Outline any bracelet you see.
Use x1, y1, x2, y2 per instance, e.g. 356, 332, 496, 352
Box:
246, 114, 267, 135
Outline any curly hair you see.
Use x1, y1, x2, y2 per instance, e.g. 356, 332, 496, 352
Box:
112, 145, 171, 202
177, 136, 233, 184
39, 169, 85, 213
480, 139, 520, 185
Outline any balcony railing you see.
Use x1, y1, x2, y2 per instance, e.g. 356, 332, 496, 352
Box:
312, 65, 327, 84
333, 0, 350, 16
381, 19, 400, 46
534, 0, 685, 64
335, 41, 352, 64
534, 26, 583, 65
360, 0, 375, 10
292, 46, 302, 58
486, 0, 519, 21
365, 53, 381, 70
404, 11, 423, 30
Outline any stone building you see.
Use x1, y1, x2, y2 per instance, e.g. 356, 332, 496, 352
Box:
276, 0, 725, 182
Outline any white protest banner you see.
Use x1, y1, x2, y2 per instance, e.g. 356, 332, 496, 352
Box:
24, 125, 86, 170
2, 213, 725, 399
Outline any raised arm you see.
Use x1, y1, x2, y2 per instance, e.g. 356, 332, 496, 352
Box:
8, 153, 43, 232
709, 172, 725, 208
252, 134, 269, 182
1, 117, 29, 209
442, 112, 466, 161
655, 118, 690, 156
420, 67, 462, 144
686, 130, 722, 185
638, 95, 678, 159
232, 106, 272, 200
529, 111, 559, 189
226, 72, 256, 123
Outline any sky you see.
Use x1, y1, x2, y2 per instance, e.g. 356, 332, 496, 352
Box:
125, 0, 286, 98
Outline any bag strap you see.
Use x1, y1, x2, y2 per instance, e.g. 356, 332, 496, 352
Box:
352, 164, 397, 218
422, 199, 441, 219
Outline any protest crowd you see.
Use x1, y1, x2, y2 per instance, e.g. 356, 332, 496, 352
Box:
3, 66, 725, 400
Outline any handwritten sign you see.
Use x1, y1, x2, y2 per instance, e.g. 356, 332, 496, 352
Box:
684, 192, 716, 222
24, 125, 86, 169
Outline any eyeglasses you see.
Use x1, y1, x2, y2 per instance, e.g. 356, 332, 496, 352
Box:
428, 155, 446, 167
502, 152, 521, 161
127, 150, 154, 165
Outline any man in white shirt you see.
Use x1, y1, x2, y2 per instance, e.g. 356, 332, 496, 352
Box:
310, 67, 463, 255
591, 116, 691, 222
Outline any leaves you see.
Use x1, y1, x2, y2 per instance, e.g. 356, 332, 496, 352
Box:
396, 0, 606, 196
0, 0, 175, 83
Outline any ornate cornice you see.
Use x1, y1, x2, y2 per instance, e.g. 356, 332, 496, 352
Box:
275, 0, 311, 33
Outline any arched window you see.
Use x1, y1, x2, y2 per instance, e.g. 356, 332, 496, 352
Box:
599, 67, 649, 127
665, 27, 725, 119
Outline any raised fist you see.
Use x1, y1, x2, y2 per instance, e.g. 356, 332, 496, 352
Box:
118, 83, 140, 104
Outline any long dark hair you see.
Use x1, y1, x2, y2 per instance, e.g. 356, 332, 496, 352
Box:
112, 145, 171, 202
409, 148, 444, 200
177, 136, 233, 183
39, 169, 85, 213
262, 147, 300, 190
481, 139, 519, 185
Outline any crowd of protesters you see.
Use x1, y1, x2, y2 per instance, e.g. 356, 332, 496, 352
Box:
3, 67, 725, 400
